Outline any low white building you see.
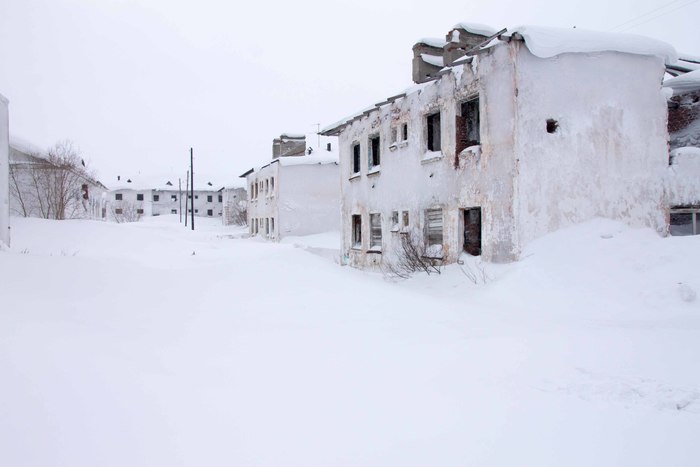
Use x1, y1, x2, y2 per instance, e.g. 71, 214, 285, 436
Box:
222, 184, 247, 226
107, 175, 225, 222
0, 93, 9, 246
241, 134, 339, 240
322, 24, 680, 269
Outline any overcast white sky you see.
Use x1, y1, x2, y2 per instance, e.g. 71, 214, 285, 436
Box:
1, 0, 698, 187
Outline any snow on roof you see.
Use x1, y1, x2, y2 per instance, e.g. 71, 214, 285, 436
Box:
108, 174, 225, 192
279, 133, 305, 140
243, 134, 339, 177
420, 53, 444, 68
678, 53, 700, 64
274, 151, 338, 167
9, 136, 46, 157
416, 37, 446, 48
663, 69, 700, 96
452, 22, 499, 37
509, 25, 677, 64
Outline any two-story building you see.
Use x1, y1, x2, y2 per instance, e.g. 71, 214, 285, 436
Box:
241, 134, 339, 240
322, 24, 680, 269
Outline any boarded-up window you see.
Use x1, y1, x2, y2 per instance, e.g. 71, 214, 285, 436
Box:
456, 98, 480, 154
670, 206, 700, 236
352, 215, 362, 247
370, 213, 382, 249
427, 112, 441, 151
425, 208, 443, 246
352, 143, 361, 173
369, 136, 380, 169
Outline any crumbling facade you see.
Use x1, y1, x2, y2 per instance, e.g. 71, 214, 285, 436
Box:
323, 25, 676, 269
242, 134, 339, 240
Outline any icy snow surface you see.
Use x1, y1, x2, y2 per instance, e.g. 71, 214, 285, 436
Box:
511, 25, 678, 64
663, 69, 700, 96
452, 22, 499, 37
1, 216, 699, 466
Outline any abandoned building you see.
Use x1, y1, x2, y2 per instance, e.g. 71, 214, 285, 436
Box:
107, 176, 225, 222
321, 24, 691, 269
241, 134, 339, 240
222, 184, 248, 226
0, 93, 9, 246
664, 68, 700, 236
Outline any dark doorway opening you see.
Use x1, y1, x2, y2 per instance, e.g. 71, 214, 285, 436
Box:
463, 207, 482, 256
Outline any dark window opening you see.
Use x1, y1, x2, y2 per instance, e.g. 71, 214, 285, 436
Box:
207, 209, 213, 216
115, 193, 123, 201
171, 194, 177, 201
218, 195, 223, 202
352, 143, 361, 173
402, 123, 408, 142
670, 206, 700, 236
427, 112, 441, 152
546, 119, 558, 133
136, 194, 144, 201
456, 98, 480, 155
153, 194, 160, 202
352, 215, 362, 248
115, 208, 123, 214
463, 207, 482, 256
207, 195, 213, 202
171, 209, 177, 214
136, 209, 144, 214
81, 184, 89, 200
369, 136, 380, 169
370, 213, 382, 249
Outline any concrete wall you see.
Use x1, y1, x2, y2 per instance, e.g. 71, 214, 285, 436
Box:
0, 94, 9, 246
513, 45, 669, 246
246, 163, 279, 238
222, 187, 247, 226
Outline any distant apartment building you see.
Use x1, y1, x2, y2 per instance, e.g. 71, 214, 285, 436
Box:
241, 134, 339, 240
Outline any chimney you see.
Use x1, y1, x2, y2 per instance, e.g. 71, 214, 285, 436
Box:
272, 134, 306, 159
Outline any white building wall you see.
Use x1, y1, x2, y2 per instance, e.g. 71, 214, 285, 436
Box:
246, 163, 279, 238
0, 94, 9, 246
513, 46, 669, 246
277, 163, 340, 237
222, 187, 247, 226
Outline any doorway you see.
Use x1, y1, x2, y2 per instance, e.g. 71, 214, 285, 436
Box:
463, 207, 481, 256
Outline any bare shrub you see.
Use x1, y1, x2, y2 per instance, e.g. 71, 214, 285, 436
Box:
110, 202, 143, 223
382, 229, 442, 279
459, 256, 490, 285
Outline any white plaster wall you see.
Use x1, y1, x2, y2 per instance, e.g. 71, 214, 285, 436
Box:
513, 46, 669, 245
152, 190, 182, 216
106, 189, 152, 221
278, 163, 340, 238
666, 151, 700, 206
222, 187, 247, 226
0, 94, 9, 246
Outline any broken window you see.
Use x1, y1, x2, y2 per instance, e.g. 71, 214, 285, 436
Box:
402, 211, 409, 228
115, 193, 123, 201
207, 209, 213, 216
352, 214, 362, 248
425, 208, 443, 247
171, 194, 177, 201
670, 206, 700, 236
153, 194, 160, 202
368, 135, 380, 170
456, 98, 480, 155
426, 112, 441, 152
463, 207, 482, 256
352, 143, 361, 174
137, 194, 144, 201
171, 209, 177, 214
207, 195, 213, 202
391, 211, 399, 231
370, 213, 382, 249
546, 119, 558, 133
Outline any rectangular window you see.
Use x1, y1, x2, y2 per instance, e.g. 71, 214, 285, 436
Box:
352, 214, 362, 248
402, 211, 409, 227
115, 193, 123, 201
137, 193, 144, 201
195, 195, 199, 200
352, 143, 361, 174
195, 209, 199, 213
270, 177, 275, 193
271, 217, 275, 233
171, 209, 177, 214
368, 135, 380, 169
115, 208, 123, 214
265, 179, 269, 195
425, 208, 443, 246
207, 209, 213, 216
218, 195, 223, 202
391, 211, 399, 231
171, 194, 177, 201
265, 218, 270, 235
136, 208, 144, 214
456, 98, 480, 154
153, 194, 160, 202
670, 206, 700, 236
427, 112, 441, 152
402, 123, 408, 142
207, 195, 213, 202
370, 213, 382, 249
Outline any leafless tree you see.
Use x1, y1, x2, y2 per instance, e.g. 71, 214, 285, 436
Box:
9, 140, 96, 220
110, 202, 143, 223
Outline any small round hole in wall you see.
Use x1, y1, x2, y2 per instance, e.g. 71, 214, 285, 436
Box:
546, 119, 558, 133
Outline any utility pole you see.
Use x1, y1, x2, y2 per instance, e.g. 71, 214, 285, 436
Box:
190, 148, 194, 231
315, 123, 320, 149
185, 170, 189, 227
178, 178, 182, 223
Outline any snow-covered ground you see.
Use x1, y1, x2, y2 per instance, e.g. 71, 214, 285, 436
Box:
1, 215, 699, 467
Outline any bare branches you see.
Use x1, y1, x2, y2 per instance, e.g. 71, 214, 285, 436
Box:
382, 229, 442, 279
110, 202, 142, 223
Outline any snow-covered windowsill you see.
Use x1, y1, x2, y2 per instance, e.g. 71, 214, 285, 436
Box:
389, 143, 398, 151
421, 151, 444, 164
367, 246, 382, 254
458, 144, 481, 159
349, 173, 361, 181
367, 166, 381, 176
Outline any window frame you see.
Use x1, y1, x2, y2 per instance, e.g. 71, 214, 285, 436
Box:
368, 135, 381, 171
352, 214, 362, 249
369, 213, 382, 250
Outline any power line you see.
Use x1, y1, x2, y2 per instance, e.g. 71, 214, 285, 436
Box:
616, 0, 698, 32
607, 0, 694, 31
